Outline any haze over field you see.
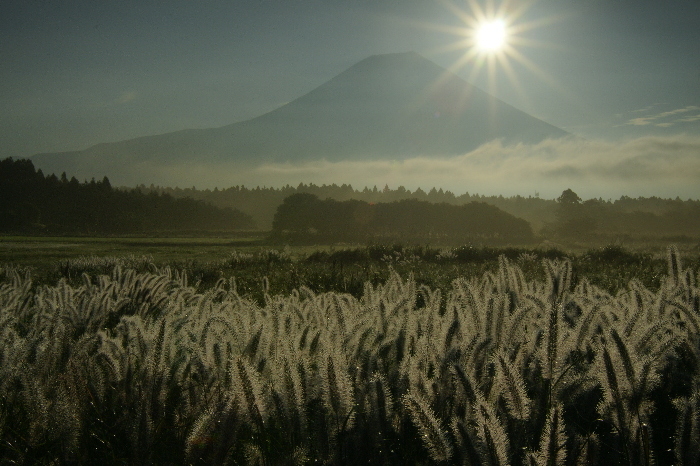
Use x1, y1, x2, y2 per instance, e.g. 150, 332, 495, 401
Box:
2, 0, 699, 198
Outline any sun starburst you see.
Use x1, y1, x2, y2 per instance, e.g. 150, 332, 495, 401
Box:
427, 0, 564, 104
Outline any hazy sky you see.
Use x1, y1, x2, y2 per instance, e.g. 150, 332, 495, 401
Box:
1, 0, 699, 196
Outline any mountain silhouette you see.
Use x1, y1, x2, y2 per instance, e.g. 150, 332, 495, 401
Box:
32, 52, 568, 183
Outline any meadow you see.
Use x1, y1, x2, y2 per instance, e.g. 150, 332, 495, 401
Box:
1, 238, 700, 464
1, 236, 693, 297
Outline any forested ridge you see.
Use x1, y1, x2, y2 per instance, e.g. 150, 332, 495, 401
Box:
0, 158, 255, 234
141, 181, 700, 241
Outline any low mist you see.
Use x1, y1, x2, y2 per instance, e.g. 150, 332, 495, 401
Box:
55, 134, 700, 200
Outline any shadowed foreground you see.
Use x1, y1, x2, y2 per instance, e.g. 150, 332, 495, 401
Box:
1, 247, 698, 464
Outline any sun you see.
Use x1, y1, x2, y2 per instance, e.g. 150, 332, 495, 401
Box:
475, 19, 507, 53
424, 0, 564, 102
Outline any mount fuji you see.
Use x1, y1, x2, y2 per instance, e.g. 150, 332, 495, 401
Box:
32, 52, 568, 186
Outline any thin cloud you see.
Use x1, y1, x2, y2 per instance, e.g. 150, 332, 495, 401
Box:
228, 136, 700, 199
116, 91, 137, 104
625, 105, 700, 127
627, 117, 654, 126
657, 106, 699, 118
676, 114, 700, 123
62, 136, 700, 200
631, 104, 663, 113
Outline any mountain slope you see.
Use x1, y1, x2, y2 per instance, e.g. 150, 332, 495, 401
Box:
32, 52, 568, 182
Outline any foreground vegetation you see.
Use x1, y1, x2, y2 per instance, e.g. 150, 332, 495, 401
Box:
2, 240, 690, 299
1, 245, 699, 464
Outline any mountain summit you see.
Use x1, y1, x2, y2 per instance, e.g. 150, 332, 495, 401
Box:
33, 52, 568, 183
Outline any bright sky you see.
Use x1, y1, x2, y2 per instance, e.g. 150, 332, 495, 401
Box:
1, 0, 699, 178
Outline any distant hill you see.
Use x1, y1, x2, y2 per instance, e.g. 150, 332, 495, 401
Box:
32, 52, 568, 185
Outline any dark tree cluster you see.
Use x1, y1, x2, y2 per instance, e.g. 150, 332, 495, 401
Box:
0, 158, 255, 234
271, 193, 534, 244
138, 181, 551, 230
550, 189, 700, 240
144, 183, 700, 242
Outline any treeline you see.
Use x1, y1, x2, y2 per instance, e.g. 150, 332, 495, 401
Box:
270, 193, 534, 244
138, 183, 700, 240
551, 188, 700, 240
136, 182, 553, 231
0, 158, 254, 234
141, 182, 700, 241
9, 155, 700, 240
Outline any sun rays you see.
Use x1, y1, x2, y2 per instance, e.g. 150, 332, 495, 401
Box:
426, 0, 565, 104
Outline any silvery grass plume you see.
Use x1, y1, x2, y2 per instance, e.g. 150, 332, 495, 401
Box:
232, 357, 268, 432
403, 392, 453, 463
271, 351, 308, 437
493, 351, 531, 421
673, 387, 700, 466
527, 403, 567, 466
0, 247, 698, 464
320, 347, 356, 436
590, 250, 688, 466
473, 393, 511, 466
56, 254, 155, 279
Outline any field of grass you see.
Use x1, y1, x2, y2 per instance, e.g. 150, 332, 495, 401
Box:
0, 234, 267, 264
2, 235, 698, 299
2, 237, 700, 464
